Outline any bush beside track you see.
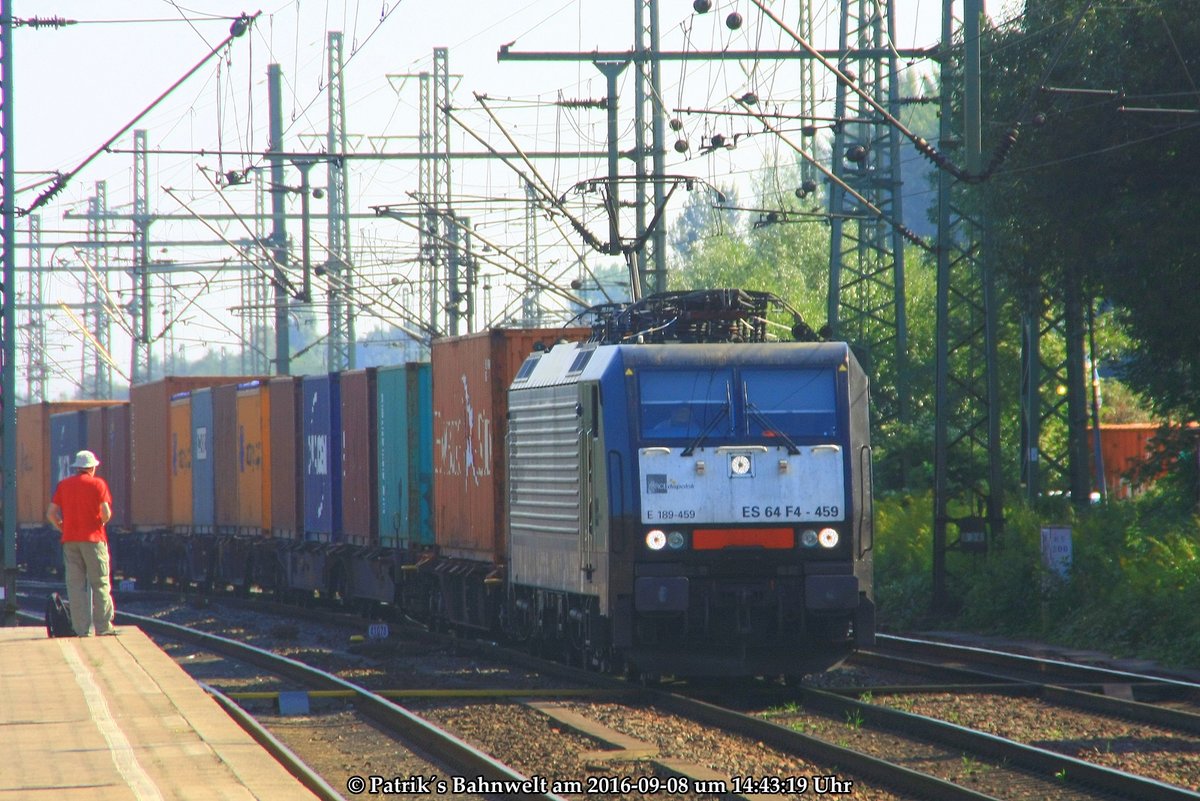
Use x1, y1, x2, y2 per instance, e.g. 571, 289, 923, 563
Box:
874, 486, 1200, 669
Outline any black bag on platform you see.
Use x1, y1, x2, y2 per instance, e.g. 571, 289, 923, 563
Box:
45, 592, 75, 637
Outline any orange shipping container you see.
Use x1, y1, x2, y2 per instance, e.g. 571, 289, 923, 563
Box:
432, 328, 588, 564
235, 381, 272, 533
268, 377, 302, 540
169, 394, 193, 528
1089, 423, 1162, 500
17, 400, 124, 527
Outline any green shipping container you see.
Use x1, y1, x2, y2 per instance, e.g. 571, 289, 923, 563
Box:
376, 363, 434, 550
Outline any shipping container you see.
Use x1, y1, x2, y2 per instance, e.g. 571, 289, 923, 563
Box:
85, 404, 132, 530
213, 384, 239, 532
376, 363, 434, 550
1089, 423, 1163, 500
267, 377, 303, 540
49, 410, 88, 491
340, 369, 378, 547
191, 388, 216, 530
169, 393, 193, 528
235, 381, 272, 534
17, 401, 123, 527
130, 377, 258, 527
432, 328, 589, 564
301, 373, 342, 541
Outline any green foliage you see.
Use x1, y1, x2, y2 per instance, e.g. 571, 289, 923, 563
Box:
876, 489, 1200, 668
977, 0, 1200, 423
873, 493, 936, 630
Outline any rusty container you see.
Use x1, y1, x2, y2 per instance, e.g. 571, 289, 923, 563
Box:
235, 381, 272, 534
267, 377, 302, 540
169, 393, 193, 528
1089, 423, 1162, 500
85, 404, 132, 530
340, 369, 378, 547
17, 401, 123, 527
130, 376, 257, 528
432, 328, 588, 564
213, 383, 239, 532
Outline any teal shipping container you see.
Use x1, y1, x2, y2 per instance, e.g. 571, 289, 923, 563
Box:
376, 363, 434, 550
191, 388, 216, 530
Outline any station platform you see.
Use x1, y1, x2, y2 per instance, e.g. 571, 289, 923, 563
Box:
0, 625, 320, 800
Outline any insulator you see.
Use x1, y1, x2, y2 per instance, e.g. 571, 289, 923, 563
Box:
230, 14, 250, 37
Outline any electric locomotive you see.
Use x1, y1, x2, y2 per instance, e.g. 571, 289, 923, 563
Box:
505, 290, 874, 677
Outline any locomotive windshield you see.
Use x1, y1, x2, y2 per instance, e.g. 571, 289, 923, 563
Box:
639, 369, 732, 438
639, 366, 838, 441
742, 368, 838, 439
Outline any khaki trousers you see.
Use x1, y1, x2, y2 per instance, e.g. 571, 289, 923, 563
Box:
63, 540, 115, 636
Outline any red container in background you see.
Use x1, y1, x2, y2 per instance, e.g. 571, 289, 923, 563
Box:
17, 400, 124, 527
431, 328, 588, 564
130, 377, 258, 528
268, 377, 302, 540
1089, 423, 1160, 500
340, 369, 378, 547
213, 384, 239, 532
85, 404, 132, 530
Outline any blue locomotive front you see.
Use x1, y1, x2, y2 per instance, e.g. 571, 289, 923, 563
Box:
507, 334, 874, 677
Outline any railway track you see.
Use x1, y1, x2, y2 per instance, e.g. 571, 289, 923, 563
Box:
17, 586, 1200, 799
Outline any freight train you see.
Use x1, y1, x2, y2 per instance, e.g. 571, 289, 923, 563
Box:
17, 290, 875, 677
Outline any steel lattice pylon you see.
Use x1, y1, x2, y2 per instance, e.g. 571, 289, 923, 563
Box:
931, 0, 1004, 611
634, 0, 667, 296
2, 4, 18, 623
1021, 286, 1071, 499
827, 0, 910, 430
325, 31, 355, 370
131, 129, 152, 384
83, 181, 112, 399
22, 214, 44, 401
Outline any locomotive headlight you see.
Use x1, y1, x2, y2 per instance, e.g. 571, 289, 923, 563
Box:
730, 454, 752, 475
646, 529, 667, 551
667, 530, 686, 550
801, 529, 819, 548
818, 527, 840, 548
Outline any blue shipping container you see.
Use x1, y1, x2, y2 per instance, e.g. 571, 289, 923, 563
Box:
302, 373, 342, 541
376, 363, 434, 550
191, 388, 216, 529
49, 410, 88, 492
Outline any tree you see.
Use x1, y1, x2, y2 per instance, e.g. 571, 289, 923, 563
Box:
977, 0, 1200, 426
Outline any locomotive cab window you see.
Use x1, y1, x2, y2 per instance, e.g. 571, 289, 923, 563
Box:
639, 369, 732, 439
742, 368, 838, 439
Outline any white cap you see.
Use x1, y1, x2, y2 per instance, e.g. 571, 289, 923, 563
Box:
72, 450, 100, 469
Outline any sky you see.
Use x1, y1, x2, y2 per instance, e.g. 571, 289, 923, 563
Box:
9, 0, 948, 399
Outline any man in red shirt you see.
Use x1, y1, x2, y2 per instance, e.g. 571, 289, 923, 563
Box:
46, 449, 116, 636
